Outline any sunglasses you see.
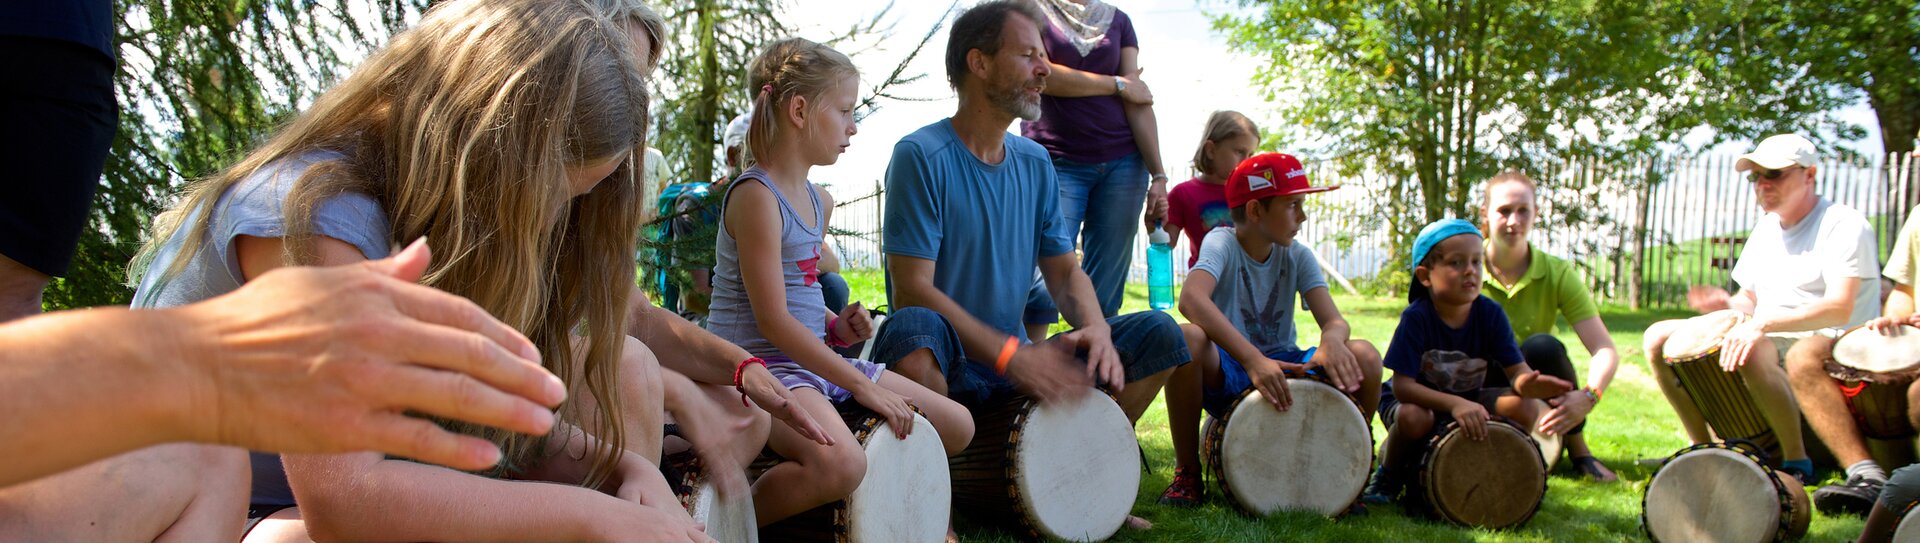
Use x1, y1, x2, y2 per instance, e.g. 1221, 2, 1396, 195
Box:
1748, 166, 1801, 182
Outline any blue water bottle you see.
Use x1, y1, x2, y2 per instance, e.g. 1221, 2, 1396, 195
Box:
1148, 224, 1174, 310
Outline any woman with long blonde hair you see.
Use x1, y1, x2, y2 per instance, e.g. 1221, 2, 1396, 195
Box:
127, 0, 710, 540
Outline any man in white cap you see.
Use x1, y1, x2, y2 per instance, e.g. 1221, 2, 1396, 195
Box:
1642, 133, 1882, 487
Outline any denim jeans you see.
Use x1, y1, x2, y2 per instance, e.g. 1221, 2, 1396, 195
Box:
1050, 152, 1148, 317
868, 307, 1190, 406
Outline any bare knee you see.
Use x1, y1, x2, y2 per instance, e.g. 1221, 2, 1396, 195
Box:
811, 440, 869, 498
891, 349, 947, 395
1349, 340, 1383, 379
1394, 404, 1433, 437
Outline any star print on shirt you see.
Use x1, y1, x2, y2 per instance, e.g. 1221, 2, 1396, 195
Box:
798, 244, 820, 287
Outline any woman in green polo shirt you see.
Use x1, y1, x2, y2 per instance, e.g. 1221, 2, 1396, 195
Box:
1480, 172, 1621, 481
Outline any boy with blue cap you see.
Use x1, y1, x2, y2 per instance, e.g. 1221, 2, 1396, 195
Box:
1156, 153, 1384, 507
1362, 218, 1575, 504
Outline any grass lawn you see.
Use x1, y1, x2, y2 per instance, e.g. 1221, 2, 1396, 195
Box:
835, 269, 1870, 542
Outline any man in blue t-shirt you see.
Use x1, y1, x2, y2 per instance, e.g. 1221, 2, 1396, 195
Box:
870, 0, 1187, 408
867, 3, 1189, 528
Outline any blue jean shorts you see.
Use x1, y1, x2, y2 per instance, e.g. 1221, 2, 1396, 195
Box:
1203, 346, 1316, 419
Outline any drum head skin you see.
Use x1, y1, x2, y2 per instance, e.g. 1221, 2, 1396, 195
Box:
846, 413, 949, 543
1218, 381, 1371, 516
1665, 310, 1747, 361
1531, 401, 1563, 472
1014, 394, 1141, 542
1895, 505, 1920, 543
687, 481, 758, 543
1424, 421, 1546, 529
1644, 447, 1800, 543
1835, 325, 1920, 375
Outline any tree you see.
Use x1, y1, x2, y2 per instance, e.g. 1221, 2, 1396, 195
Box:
50, 0, 418, 309
1212, 0, 1874, 273
1701, 0, 1918, 155
639, 1, 947, 307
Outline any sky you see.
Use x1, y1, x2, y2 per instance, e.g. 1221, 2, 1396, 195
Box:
783, 0, 1274, 196
777, 0, 1889, 201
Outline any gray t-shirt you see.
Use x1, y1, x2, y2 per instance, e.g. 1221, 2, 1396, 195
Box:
1190, 227, 1327, 354
130, 150, 391, 507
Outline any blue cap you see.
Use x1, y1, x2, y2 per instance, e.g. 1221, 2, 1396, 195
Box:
1407, 218, 1482, 301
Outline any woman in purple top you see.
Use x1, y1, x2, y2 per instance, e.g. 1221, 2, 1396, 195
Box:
1023, 0, 1167, 319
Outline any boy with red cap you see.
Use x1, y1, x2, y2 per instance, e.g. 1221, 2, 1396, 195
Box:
1158, 152, 1384, 507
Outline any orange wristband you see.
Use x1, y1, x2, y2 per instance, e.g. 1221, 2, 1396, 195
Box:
994, 336, 1020, 375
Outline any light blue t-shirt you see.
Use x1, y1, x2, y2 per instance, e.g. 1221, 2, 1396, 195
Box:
883, 119, 1073, 342
1190, 227, 1327, 354
130, 150, 391, 507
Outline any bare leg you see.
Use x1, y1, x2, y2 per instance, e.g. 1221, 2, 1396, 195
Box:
752, 389, 863, 526
0, 253, 48, 323
1348, 339, 1383, 423
1384, 404, 1435, 475
1739, 340, 1806, 460
875, 371, 975, 455
0, 443, 250, 542
1645, 320, 1714, 443
1116, 367, 1172, 426
1026, 323, 1052, 345
889, 348, 948, 398
1167, 324, 1214, 474
1788, 335, 1868, 466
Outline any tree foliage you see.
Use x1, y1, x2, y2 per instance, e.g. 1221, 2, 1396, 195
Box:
1212, 0, 1903, 274
50, 0, 420, 309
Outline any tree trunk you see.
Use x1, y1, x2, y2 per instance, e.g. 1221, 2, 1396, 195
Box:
690, 0, 720, 186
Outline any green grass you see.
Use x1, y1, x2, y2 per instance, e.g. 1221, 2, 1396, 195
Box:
835, 269, 1869, 542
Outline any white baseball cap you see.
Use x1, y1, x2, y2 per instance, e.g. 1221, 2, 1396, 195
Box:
722, 111, 753, 151
1735, 134, 1818, 172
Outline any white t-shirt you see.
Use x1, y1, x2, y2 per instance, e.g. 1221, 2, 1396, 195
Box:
1731, 196, 1882, 336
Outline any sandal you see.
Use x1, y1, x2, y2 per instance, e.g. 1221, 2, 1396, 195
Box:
1571, 455, 1618, 482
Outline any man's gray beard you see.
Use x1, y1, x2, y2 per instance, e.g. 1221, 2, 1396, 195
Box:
991, 84, 1043, 121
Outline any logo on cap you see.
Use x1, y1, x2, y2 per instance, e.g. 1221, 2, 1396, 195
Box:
1247, 172, 1274, 192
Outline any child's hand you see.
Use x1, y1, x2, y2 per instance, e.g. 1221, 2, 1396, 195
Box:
741, 365, 832, 446
1513, 370, 1574, 400
1248, 358, 1294, 412
855, 383, 916, 440
1313, 341, 1361, 394
1450, 401, 1490, 441
832, 302, 874, 344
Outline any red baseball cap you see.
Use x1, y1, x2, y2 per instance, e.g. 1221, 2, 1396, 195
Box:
1225, 152, 1337, 208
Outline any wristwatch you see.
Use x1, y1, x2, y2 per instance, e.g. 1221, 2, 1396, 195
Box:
1113, 76, 1127, 96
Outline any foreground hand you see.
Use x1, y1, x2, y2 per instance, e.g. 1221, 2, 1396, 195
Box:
741, 364, 831, 446
600, 457, 714, 543
832, 302, 874, 344
1005, 339, 1094, 404
1513, 371, 1575, 400
1312, 341, 1361, 393
1247, 358, 1294, 412
1866, 315, 1920, 334
1451, 402, 1490, 441
856, 383, 917, 440
1056, 325, 1124, 392
1538, 390, 1593, 436
180, 238, 563, 471
1719, 320, 1768, 372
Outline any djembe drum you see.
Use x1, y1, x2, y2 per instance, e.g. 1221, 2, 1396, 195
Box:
1198, 377, 1371, 516
1663, 310, 1782, 458
1642, 442, 1810, 543
1825, 324, 1920, 439
756, 406, 949, 543
665, 451, 757, 543
1414, 420, 1547, 529
949, 391, 1139, 542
